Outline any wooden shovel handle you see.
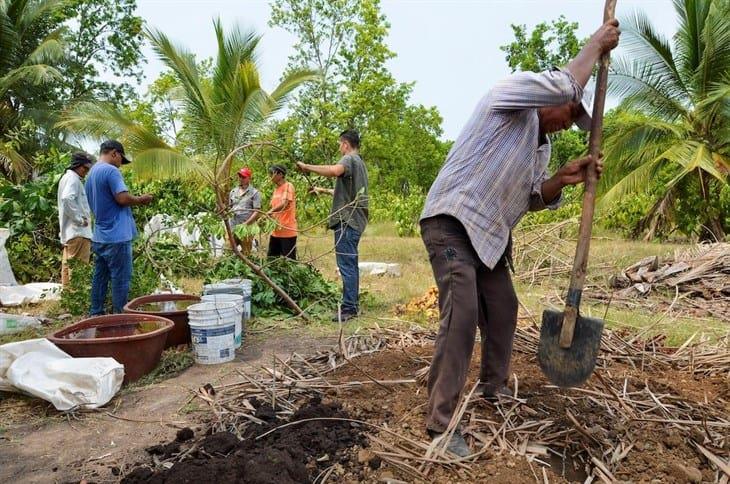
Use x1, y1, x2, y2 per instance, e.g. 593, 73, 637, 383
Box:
560, 0, 617, 349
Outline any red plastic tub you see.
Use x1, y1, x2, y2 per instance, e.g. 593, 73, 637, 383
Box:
49, 314, 174, 384
124, 294, 200, 348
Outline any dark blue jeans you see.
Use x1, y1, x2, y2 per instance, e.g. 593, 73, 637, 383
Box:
90, 241, 133, 315
334, 224, 362, 313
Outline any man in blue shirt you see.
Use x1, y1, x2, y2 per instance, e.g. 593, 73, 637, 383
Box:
85, 140, 153, 315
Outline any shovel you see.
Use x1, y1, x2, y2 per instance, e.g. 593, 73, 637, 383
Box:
538, 0, 617, 388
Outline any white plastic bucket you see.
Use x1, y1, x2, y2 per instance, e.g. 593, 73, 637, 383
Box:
204, 279, 253, 321
187, 302, 237, 364
201, 294, 244, 347
188, 302, 240, 348
240, 280, 252, 321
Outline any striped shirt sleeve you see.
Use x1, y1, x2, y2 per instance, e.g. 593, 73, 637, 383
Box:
490, 70, 584, 112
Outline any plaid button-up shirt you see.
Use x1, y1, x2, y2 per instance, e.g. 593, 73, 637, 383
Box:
421, 69, 584, 269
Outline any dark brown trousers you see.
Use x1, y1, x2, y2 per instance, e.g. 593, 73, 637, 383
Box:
420, 215, 518, 432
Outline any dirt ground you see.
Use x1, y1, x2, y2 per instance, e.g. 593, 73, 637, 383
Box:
1, 294, 727, 484
328, 346, 729, 483
0, 330, 335, 484
74, 329, 730, 484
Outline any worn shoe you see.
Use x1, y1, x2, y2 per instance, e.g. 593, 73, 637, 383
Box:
429, 430, 471, 458
331, 311, 357, 323
479, 383, 512, 400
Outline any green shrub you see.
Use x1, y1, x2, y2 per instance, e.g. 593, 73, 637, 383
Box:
207, 256, 339, 317
393, 191, 425, 237
144, 233, 217, 280
0, 165, 64, 283
59, 250, 162, 316
520, 185, 581, 227
369, 189, 424, 237
600, 192, 654, 237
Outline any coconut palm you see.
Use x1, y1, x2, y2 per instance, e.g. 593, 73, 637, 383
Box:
599, 0, 730, 240
60, 18, 317, 184
59, 18, 318, 314
1, 0, 66, 181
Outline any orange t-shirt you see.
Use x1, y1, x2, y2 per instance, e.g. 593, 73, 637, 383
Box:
271, 182, 297, 238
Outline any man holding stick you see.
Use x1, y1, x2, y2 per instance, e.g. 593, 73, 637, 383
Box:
297, 130, 369, 322
419, 20, 620, 456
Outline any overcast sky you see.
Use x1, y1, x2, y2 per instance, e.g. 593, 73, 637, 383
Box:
135, 0, 678, 139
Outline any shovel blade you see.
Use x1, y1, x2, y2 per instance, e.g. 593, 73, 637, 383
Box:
537, 309, 603, 388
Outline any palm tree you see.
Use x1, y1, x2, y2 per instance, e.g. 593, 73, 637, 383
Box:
0, 0, 66, 181
59, 19, 318, 314
599, 0, 730, 240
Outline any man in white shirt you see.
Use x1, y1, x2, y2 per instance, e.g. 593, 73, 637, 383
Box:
58, 152, 94, 285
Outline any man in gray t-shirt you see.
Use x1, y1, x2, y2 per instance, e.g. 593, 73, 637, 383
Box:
297, 130, 369, 322
229, 167, 262, 253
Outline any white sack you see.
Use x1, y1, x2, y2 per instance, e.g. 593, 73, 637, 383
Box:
0, 313, 41, 336
0, 228, 17, 286
358, 262, 402, 277
0, 283, 62, 306
0, 338, 123, 410
143, 213, 226, 256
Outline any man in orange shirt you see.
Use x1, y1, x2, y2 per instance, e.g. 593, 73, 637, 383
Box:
266, 164, 297, 259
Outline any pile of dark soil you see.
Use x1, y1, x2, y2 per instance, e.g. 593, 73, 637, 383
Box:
122, 398, 365, 484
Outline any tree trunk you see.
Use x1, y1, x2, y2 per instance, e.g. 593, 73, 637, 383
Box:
698, 171, 726, 242
215, 194, 306, 318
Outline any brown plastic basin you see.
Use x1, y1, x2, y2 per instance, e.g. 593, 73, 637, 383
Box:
123, 294, 201, 348
49, 314, 174, 384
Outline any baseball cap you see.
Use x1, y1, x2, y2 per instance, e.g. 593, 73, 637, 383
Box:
100, 140, 131, 165
238, 167, 253, 178
575, 88, 593, 131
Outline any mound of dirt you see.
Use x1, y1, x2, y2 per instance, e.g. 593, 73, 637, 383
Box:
122, 398, 365, 484
328, 344, 729, 483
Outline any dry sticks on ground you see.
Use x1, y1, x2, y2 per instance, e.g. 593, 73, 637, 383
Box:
608, 243, 730, 321
185, 324, 729, 482
512, 322, 730, 379
512, 222, 730, 321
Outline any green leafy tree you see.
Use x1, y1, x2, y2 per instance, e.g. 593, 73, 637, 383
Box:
501, 15, 584, 72
599, 0, 730, 241
269, 0, 449, 193
54, 0, 144, 103
0, 0, 144, 181
0, 0, 66, 181
60, 20, 316, 178
59, 19, 318, 314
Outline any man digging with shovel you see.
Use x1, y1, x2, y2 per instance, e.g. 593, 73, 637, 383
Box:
419, 19, 620, 456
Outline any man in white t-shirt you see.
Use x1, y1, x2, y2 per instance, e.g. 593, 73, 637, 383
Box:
57, 152, 94, 285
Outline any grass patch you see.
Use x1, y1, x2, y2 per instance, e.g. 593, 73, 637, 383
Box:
128, 347, 195, 388
178, 400, 202, 415
516, 283, 727, 346
2, 223, 722, 353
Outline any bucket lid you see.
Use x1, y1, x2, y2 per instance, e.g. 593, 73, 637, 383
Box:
201, 293, 243, 302
188, 318, 237, 328
203, 284, 244, 293
220, 278, 252, 284
188, 301, 237, 313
